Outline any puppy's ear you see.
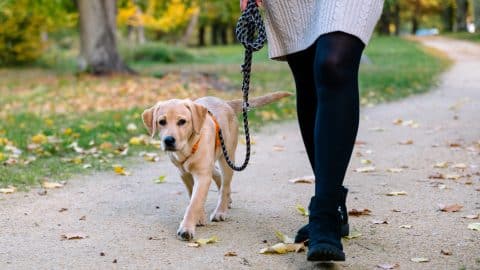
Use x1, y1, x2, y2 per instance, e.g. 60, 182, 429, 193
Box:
142, 107, 155, 137
185, 101, 207, 134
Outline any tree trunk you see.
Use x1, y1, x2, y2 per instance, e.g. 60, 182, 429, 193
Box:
220, 24, 228, 45
77, 0, 132, 75
180, 11, 199, 46
211, 21, 220, 45
443, 3, 455, 32
455, 0, 468, 31
474, 0, 480, 32
394, 3, 400, 35
378, 2, 391, 35
411, 0, 421, 35
198, 25, 206, 46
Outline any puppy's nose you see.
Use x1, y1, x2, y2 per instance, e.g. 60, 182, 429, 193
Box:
163, 136, 176, 147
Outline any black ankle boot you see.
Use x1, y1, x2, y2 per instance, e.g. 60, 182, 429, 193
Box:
306, 195, 345, 261
294, 187, 349, 243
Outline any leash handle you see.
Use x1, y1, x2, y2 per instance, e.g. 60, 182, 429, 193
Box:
216, 0, 266, 171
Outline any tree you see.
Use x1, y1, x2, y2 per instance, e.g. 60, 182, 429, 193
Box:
473, 0, 480, 32
77, 0, 132, 74
455, 0, 468, 31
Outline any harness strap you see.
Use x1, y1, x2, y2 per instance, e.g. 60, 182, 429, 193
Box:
190, 112, 221, 155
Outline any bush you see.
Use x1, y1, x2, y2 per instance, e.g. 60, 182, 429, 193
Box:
120, 42, 193, 63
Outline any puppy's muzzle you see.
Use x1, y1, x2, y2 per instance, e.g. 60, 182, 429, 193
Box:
163, 136, 176, 151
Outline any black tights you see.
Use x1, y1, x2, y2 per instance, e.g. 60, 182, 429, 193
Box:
287, 32, 365, 198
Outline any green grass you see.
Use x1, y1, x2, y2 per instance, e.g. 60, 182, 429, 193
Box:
0, 36, 451, 189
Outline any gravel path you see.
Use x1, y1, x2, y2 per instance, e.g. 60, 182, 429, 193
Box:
1, 37, 479, 270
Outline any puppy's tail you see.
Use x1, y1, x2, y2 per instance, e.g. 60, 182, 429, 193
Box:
227, 91, 292, 113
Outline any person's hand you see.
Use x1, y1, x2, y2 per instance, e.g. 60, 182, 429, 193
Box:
240, 0, 262, 11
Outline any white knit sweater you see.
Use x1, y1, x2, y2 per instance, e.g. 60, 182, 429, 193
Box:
263, 0, 385, 60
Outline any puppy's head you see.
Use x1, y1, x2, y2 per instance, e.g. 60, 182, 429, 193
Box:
142, 99, 207, 152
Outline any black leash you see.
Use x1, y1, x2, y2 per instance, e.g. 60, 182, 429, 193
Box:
217, 0, 266, 171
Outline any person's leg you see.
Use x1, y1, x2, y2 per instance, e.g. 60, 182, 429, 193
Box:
308, 31, 365, 261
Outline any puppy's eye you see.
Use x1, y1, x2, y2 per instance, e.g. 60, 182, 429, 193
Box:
177, 119, 186, 126
159, 119, 167, 126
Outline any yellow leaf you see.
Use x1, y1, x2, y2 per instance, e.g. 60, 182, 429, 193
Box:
0, 153, 5, 161
386, 168, 403, 173
467, 223, 480, 231
31, 133, 47, 144
343, 231, 362, 239
354, 166, 376, 173
113, 165, 131, 176
99, 142, 113, 150
410, 257, 429, 263
195, 236, 218, 245
42, 181, 64, 189
61, 232, 88, 240
129, 136, 143, 145
0, 186, 16, 194
400, 225, 412, 229
63, 128, 73, 136
386, 191, 407, 196
259, 243, 305, 254
295, 204, 309, 216
360, 159, 372, 164
155, 175, 166, 184
274, 230, 294, 244
288, 175, 314, 184
434, 162, 449, 168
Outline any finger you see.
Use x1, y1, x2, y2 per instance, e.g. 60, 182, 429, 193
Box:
240, 0, 247, 11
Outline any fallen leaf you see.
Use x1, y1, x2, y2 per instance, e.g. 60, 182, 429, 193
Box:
449, 142, 462, 148
369, 127, 385, 132
61, 232, 88, 240
31, 133, 47, 144
288, 175, 314, 184
400, 225, 412, 229
398, 139, 413, 145
79, 216, 86, 221
445, 174, 462, 180
440, 249, 452, 256
259, 243, 305, 254
37, 189, 47, 196
58, 208, 68, 213
343, 231, 362, 239
467, 223, 480, 231
462, 214, 479, 219
272, 145, 285, 152
42, 181, 64, 189
354, 166, 376, 173
187, 243, 200, 248
439, 203, 463, 212
452, 163, 467, 169
372, 219, 389, 224
295, 204, 309, 216
434, 162, 449, 168
348, 208, 372, 216
0, 186, 16, 194
154, 175, 166, 184
195, 236, 219, 245
376, 263, 400, 269
129, 136, 144, 145
274, 230, 294, 244
224, 251, 238, 257
386, 191, 407, 196
360, 159, 372, 164
410, 257, 429, 263
113, 164, 131, 176
428, 173, 445, 179
386, 168, 403, 173
392, 118, 403, 125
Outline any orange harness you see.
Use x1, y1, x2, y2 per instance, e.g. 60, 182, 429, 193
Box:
191, 113, 221, 155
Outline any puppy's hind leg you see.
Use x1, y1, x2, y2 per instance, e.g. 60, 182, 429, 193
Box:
212, 165, 222, 191
210, 157, 234, 222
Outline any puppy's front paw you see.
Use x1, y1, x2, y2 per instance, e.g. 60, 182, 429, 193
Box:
177, 226, 195, 241
210, 211, 227, 222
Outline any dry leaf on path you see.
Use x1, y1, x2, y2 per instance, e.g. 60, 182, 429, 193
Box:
400, 225, 412, 229
195, 236, 218, 245
360, 159, 372, 164
348, 208, 372, 216
113, 164, 131, 176
386, 168, 403, 173
398, 139, 413, 145
441, 249, 452, 256
61, 232, 88, 240
462, 214, 479, 219
439, 204, 463, 212
0, 186, 16, 194
288, 175, 314, 184
354, 166, 376, 173
467, 223, 480, 231
274, 230, 294, 244
343, 231, 362, 239
376, 263, 400, 269
386, 191, 407, 196
445, 174, 462, 180
295, 204, 309, 216
272, 145, 285, 152
259, 243, 305, 254
434, 162, 449, 168
429, 173, 445, 179
154, 175, 166, 184
372, 219, 389, 224
224, 251, 237, 257
452, 163, 467, 169
411, 257, 429, 263
42, 181, 64, 189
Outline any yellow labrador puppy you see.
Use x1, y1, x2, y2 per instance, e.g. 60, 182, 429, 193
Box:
142, 91, 290, 240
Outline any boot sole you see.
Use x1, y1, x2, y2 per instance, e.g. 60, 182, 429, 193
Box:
307, 244, 346, 261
